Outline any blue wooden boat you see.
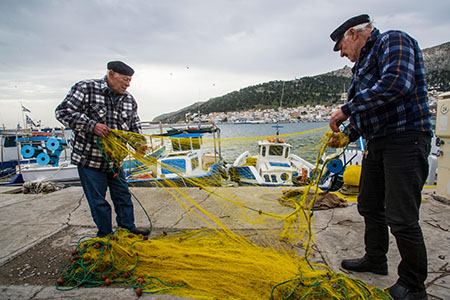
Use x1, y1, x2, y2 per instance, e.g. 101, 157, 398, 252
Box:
127, 127, 224, 187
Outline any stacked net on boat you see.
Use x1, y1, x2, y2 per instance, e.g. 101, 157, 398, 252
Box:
56, 126, 391, 299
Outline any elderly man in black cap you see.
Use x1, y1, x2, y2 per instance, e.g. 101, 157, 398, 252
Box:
55, 61, 150, 238
328, 14, 432, 300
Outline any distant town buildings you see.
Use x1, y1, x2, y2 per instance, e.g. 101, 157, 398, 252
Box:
193, 91, 441, 124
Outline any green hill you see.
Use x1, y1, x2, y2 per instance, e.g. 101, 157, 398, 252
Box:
154, 42, 450, 123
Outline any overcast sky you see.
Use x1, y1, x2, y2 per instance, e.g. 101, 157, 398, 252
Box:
0, 0, 449, 128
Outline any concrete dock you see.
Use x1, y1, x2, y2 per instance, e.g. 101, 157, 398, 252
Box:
0, 185, 448, 300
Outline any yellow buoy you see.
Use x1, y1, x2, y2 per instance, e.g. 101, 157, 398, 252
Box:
343, 165, 362, 187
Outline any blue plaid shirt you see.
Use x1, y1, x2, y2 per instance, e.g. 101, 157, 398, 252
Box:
342, 28, 432, 142
55, 76, 142, 172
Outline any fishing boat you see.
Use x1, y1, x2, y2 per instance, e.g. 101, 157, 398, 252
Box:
16, 134, 79, 183
228, 136, 315, 186
0, 130, 46, 173
122, 144, 167, 171
0, 130, 78, 185
127, 126, 224, 187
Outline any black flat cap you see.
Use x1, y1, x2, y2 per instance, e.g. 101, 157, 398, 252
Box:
330, 14, 371, 51
107, 61, 134, 76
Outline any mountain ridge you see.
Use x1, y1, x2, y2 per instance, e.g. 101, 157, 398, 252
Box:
153, 41, 450, 123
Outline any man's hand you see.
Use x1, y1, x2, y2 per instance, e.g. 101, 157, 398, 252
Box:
94, 123, 111, 138
329, 108, 348, 132
326, 132, 349, 148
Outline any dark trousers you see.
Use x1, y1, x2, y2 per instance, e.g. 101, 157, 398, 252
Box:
78, 166, 136, 237
358, 131, 431, 290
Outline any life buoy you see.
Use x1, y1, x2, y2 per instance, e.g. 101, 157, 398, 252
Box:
277, 137, 285, 143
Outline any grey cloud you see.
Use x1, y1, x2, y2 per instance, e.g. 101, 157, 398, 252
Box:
0, 0, 449, 127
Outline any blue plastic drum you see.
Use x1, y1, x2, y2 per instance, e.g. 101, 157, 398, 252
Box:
36, 152, 51, 165
21, 145, 35, 158
327, 159, 344, 174
46, 138, 60, 151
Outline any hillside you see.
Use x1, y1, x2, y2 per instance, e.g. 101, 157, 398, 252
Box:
154, 41, 450, 123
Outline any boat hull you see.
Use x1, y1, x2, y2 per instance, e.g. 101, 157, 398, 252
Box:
229, 165, 300, 187
20, 162, 79, 183
128, 163, 223, 187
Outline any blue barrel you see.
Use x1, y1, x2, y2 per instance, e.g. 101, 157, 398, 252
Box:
21, 145, 35, 158
327, 159, 344, 174
46, 138, 60, 151
36, 152, 50, 165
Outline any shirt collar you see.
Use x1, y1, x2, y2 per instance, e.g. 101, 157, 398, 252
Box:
101, 76, 111, 95
352, 28, 380, 74
360, 28, 379, 56
101, 76, 127, 99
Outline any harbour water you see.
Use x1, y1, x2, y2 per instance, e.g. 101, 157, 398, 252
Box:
142, 121, 330, 163
59, 122, 330, 165
215, 121, 328, 139
215, 122, 329, 163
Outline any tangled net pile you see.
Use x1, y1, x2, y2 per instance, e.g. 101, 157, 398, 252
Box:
56, 125, 391, 299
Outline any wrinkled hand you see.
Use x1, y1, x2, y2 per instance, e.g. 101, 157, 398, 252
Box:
326, 132, 349, 148
329, 108, 348, 132
94, 123, 111, 138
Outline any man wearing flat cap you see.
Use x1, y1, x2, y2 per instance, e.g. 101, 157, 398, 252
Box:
55, 61, 150, 238
327, 14, 432, 300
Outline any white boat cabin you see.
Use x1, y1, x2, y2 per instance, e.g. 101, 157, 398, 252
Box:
256, 140, 295, 183
232, 137, 313, 186
157, 133, 216, 178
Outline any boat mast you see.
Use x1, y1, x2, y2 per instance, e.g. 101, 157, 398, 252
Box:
279, 81, 285, 110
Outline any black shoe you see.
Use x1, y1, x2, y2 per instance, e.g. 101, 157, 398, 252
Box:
341, 256, 388, 275
388, 282, 428, 300
130, 228, 150, 236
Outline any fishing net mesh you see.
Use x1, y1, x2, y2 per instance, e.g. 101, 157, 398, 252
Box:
56, 126, 391, 299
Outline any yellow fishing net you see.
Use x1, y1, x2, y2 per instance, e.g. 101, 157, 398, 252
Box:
57, 125, 391, 299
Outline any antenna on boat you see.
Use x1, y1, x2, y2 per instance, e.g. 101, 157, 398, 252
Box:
272, 121, 284, 142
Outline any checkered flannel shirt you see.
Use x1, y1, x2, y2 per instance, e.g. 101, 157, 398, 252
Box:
342, 28, 432, 142
55, 76, 143, 172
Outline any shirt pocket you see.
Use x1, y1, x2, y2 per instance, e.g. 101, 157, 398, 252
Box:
90, 103, 107, 123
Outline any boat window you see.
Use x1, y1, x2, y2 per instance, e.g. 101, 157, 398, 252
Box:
4, 136, 17, 147
191, 157, 199, 170
285, 147, 289, 158
264, 174, 270, 182
269, 145, 283, 156
271, 174, 277, 182
172, 138, 181, 151
179, 138, 192, 151
191, 137, 201, 150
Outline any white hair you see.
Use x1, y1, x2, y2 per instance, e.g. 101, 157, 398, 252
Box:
344, 21, 374, 37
